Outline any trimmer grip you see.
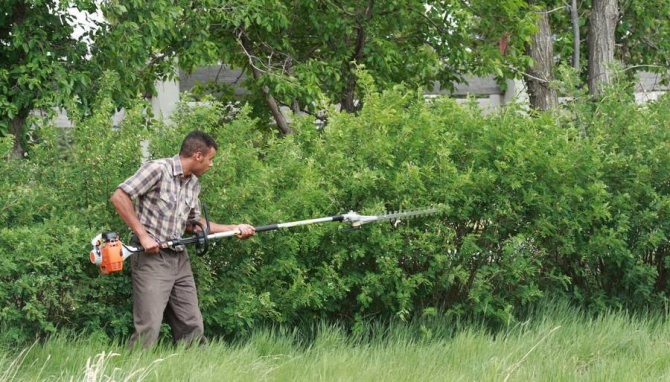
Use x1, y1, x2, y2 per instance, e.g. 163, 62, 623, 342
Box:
254, 224, 279, 233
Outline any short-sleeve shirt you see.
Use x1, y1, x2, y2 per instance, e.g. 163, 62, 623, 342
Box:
118, 155, 201, 242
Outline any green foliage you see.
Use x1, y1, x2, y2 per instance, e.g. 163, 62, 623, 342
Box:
548, 0, 670, 82
171, 0, 536, 121
0, 136, 13, 158
0, 0, 91, 153
618, 0, 670, 69
1, 0, 190, 156
90, 0, 190, 104
0, 83, 147, 346
3, 79, 670, 345
143, 81, 670, 336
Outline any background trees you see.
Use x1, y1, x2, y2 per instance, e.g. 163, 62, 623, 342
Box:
1, 0, 190, 157
1, 0, 91, 157
171, 0, 536, 132
3, 0, 669, 140
525, 4, 559, 110
523, 0, 670, 109
587, 0, 618, 96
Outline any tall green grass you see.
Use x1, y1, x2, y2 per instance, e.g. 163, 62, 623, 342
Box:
3, 301, 670, 381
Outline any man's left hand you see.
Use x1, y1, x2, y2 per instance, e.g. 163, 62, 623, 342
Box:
236, 224, 256, 239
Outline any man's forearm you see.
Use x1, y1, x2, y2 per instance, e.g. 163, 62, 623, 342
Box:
198, 218, 239, 234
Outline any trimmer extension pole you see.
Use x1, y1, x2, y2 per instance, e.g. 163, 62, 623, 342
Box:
89, 207, 441, 274
207, 215, 345, 240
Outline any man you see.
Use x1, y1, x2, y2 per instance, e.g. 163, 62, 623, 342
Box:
110, 130, 255, 348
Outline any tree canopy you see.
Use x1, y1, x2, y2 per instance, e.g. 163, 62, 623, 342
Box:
173, 0, 536, 128
1, 0, 91, 156
2, 0, 670, 143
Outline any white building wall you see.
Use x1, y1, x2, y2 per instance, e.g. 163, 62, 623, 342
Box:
151, 79, 180, 122
47, 71, 668, 128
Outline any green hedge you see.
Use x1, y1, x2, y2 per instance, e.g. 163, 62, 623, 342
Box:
1, 82, 669, 344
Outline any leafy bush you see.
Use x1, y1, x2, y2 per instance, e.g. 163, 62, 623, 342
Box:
2, 80, 670, 344
0, 84, 146, 345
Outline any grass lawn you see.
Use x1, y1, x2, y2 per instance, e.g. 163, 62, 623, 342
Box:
2, 302, 670, 381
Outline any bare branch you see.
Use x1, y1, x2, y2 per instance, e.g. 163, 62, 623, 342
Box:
538, 6, 568, 14
624, 64, 668, 72
235, 28, 268, 75
510, 65, 550, 84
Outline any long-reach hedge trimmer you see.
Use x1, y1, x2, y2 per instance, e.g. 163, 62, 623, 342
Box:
89, 207, 441, 275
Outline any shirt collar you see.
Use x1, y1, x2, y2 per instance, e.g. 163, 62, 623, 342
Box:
171, 155, 187, 178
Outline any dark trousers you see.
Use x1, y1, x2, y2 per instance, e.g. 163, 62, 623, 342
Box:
127, 248, 205, 349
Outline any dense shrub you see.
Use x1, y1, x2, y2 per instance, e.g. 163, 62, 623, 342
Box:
1, 80, 669, 344
0, 92, 145, 344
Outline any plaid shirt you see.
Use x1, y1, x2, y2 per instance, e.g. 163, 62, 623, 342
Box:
118, 155, 201, 243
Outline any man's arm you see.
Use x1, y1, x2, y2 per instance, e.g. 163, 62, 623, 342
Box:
110, 188, 160, 253
194, 218, 255, 240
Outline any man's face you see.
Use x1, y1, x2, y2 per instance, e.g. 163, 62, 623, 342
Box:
193, 147, 216, 177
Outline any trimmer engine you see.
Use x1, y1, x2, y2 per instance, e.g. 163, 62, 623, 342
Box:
89, 231, 126, 274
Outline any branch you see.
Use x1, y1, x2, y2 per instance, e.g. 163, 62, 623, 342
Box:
509, 65, 550, 83
235, 28, 268, 75
278, 102, 328, 122
624, 64, 669, 72
538, 6, 568, 14
640, 36, 660, 50
350, 0, 374, 63
233, 68, 245, 84
414, 7, 450, 35
214, 64, 225, 83
323, 0, 356, 17
234, 29, 294, 76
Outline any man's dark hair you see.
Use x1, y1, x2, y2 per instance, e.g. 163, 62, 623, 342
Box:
180, 131, 218, 157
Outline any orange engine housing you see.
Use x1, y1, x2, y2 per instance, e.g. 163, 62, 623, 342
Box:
100, 234, 124, 275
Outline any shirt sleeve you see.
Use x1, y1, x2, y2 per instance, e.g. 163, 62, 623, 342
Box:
188, 199, 201, 222
117, 160, 163, 198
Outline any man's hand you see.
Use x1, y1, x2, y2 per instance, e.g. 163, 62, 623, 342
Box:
139, 234, 160, 254
235, 224, 256, 240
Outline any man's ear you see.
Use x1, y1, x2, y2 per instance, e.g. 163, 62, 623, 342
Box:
193, 151, 203, 161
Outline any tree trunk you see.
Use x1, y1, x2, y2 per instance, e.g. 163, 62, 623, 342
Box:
8, 3, 28, 158
251, 67, 293, 135
525, 9, 558, 111
587, 0, 618, 96
570, 0, 580, 71
238, 29, 293, 135
10, 113, 27, 159
340, 70, 359, 113
340, 0, 374, 113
